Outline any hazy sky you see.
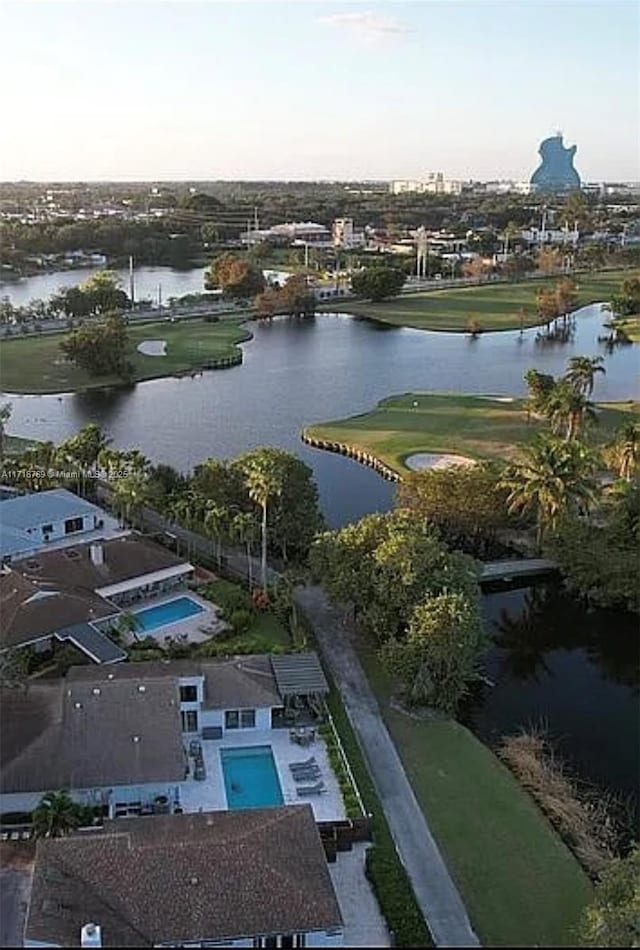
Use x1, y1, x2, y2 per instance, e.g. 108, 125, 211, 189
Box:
2, 0, 638, 181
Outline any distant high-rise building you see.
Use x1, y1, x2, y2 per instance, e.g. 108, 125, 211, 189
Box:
530, 132, 581, 192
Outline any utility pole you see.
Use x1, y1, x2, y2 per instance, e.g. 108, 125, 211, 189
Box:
129, 255, 135, 307
158, 283, 162, 309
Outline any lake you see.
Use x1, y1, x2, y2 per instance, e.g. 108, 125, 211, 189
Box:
0, 264, 210, 308
1, 297, 637, 526
467, 580, 640, 820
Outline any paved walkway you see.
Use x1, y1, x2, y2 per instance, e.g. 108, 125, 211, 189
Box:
295, 585, 480, 949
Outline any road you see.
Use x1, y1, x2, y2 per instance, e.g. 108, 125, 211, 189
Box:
295, 585, 480, 948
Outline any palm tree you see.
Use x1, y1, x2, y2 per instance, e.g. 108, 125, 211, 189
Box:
240, 449, 285, 591
545, 381, 597, 441
111, 471, 151, 528
0, 401, 12, 462
500, 436, 599, 548
565, 355, 606, 397
32, 791, 82, 839
607, 422, 640, 482
203, 502, 228, 567
231, 511, 259, 589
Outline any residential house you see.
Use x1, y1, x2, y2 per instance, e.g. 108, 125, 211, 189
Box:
24, 807, 344, 948
0, 653, 331, 816
0, 490, 116, 564
0, 534, 194, 663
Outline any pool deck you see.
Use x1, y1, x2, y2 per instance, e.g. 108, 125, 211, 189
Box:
129, 591, 227, 645
178, 728, 347, 822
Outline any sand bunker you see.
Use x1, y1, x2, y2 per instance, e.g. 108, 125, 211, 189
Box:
405, 453, 476, 471
137, 339, 167, 356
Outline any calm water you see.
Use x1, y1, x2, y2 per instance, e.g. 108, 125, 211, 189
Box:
0, 265, 209, 307
2, 303, 638, 526
468, 582, 640, 813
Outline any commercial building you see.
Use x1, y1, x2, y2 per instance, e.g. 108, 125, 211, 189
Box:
390, 173, 467, 195
240, 222, 332, 247
332, 218, 365, 249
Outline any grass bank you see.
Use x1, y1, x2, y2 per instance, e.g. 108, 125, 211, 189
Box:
355, 636, 592, 946
0, 318, 251, 394
613, 315, 640, 342
305, 392, 639, 474
319, 269, 636, 331
325, 683, 433, 947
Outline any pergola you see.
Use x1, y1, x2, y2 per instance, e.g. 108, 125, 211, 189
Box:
270, 653, 329, 701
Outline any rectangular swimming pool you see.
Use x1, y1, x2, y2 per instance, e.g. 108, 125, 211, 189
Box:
221, 746, 284, 810
132, 596, 205, 633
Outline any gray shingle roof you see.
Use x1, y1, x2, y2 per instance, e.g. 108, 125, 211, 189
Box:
26, 808, 342, 947
0, 678, 184, 793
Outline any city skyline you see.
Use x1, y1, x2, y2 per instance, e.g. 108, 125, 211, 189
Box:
2, 0, 638, 182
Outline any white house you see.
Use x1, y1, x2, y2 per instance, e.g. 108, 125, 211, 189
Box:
0, 654, 331, 816
0, 489, 115, 563
24, 807, 344, 948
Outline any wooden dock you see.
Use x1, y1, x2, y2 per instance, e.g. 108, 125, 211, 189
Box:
480, 558, 558, 583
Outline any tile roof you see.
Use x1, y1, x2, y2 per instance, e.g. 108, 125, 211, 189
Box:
26, 808, 342, 947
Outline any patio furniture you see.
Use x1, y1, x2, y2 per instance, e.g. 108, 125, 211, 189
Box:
292, 769, 322, 783
289, 756, 317, 770
296, 782, 326, 797
189, 739, 202, 757
193, 756, 206, 781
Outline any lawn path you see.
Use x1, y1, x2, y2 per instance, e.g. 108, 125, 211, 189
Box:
295, 584, 480, 948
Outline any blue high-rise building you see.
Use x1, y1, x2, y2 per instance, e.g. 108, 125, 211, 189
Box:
530, 132, 581, 192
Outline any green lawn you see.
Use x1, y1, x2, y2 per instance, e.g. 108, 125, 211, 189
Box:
319, 269, 637, 331
305, 392, 640, 474
356, 636, 592, 947
197, 579, 291, 653
0, 318, 251, 394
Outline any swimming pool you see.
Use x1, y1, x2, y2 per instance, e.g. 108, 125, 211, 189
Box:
221, 746, 284, 810
132, 596, 205, 633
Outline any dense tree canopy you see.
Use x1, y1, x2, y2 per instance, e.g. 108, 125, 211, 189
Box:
204, 252, 265, 298
310, 510, 483, 713
59, 313, 131, 378
350, 265, 406, 301
396, 463, 514, 557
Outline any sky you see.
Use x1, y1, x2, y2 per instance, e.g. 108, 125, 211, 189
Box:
1, 0, 638, 181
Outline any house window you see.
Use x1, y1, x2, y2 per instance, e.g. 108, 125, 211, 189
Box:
180, 685, 198, 703
181, 710, 198, 733
41, 524, 53, 535
64, 516, 84, 535
225, 710, 239, 730
225, 709, 256, 730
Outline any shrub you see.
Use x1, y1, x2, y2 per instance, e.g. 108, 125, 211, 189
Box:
229, 608, 252, 635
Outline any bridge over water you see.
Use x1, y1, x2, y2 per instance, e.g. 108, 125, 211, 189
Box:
479, 558, 558, 583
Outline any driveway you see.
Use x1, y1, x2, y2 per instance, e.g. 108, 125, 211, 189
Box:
296, 585, 480, 948
0, 844, 35, 948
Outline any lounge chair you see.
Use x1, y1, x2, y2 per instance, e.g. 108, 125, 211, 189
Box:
296, 782, 326, 797
292, 768, 322, 783
289, 756, 317, 770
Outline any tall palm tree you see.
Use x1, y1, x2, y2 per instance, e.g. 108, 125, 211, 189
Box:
607, 422, 640, 482
500, 436, 599, 548
545, 381, 597, 441
32, 791, 82, 839
203, 502, 229, 567
565, 355, 606, 397
240, 450, 284, 591
231, 511, 259, 589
